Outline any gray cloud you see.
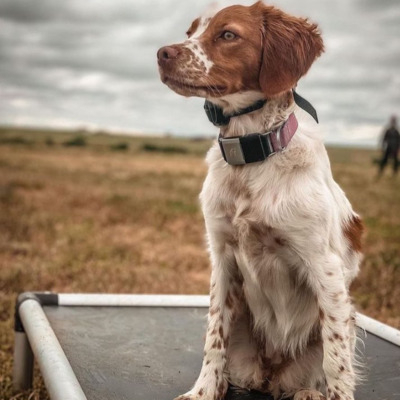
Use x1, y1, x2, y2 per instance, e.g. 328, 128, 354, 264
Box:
0, 0, 399, 146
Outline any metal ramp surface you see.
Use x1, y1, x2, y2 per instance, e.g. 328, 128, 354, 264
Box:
13, 294, 400, 400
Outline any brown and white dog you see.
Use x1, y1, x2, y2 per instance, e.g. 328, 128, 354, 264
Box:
157, 2, 363, 400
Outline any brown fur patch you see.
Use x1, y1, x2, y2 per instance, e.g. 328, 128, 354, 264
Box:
333, 332, 343, 341
186, 18, 200, 38
343, 215, 364, 252
274, 236, 286, 246
218, 326, 223, 338
257, 2, 324, 96
225, 291, 234, 309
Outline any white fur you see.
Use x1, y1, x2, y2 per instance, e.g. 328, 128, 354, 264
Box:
184, 17, 214, 74
209, 90, 266, 114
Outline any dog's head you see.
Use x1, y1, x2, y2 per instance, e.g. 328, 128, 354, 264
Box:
157, 1, 323, 100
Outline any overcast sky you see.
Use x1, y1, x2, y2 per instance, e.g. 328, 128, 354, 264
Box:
0, 0, 399, 146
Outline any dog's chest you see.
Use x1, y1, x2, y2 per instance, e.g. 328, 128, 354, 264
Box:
201, 162, 319, 351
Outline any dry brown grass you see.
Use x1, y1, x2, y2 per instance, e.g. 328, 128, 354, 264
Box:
0, 132, 399, 400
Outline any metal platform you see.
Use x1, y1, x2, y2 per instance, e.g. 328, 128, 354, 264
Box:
13, 293, 400, 400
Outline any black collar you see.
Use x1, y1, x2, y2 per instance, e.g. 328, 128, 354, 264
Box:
207, 90, 319, 166
204, 98, 267, 127
204, 90, 318, 127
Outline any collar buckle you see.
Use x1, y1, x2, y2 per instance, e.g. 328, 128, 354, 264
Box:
265, 131, 276, 156
218, 137, 246, 165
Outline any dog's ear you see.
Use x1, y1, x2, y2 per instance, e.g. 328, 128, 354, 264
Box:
255, 2, 324, 98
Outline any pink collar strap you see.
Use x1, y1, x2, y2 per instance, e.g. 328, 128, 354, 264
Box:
218, 112, 298, 165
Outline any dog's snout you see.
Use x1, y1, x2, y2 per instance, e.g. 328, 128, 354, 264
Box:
157, 46, 180, 65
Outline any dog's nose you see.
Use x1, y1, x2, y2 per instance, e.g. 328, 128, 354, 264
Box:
157, 46, 180, 65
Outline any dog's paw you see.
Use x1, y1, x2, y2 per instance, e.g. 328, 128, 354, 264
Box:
174, 382, 227, 400
294, 389, 326, 400
173, 394, 197, 400
173, 389, 205, 400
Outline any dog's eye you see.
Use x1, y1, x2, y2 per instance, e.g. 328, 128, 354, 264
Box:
222, 31, 237, 40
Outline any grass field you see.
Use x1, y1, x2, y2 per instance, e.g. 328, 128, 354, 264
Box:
0, 127, 399, 400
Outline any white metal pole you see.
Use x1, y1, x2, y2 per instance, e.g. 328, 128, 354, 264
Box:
58, 293, 210, 307
13, 331, 34, 391
18, 299, 87, 400
356, 313, 400, 347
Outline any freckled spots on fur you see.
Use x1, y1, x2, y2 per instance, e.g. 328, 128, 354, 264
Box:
206, 359, 210, 365
333, 332, 343, 341
198, 388, 204, 396
274, 236, 285, 246
225, 291, 234, 308
217, 340, 222, 349
319, 309, 325, 320
326, 271, 334, 276
339, 365, 345, 372
329, 315, 337, 322
218, 326, 223, 338
217, 381, 225, 399
333, 350, 338, 356
214, 368, 218, 376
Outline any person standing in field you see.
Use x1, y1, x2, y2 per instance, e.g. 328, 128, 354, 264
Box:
378, 115, 400, 176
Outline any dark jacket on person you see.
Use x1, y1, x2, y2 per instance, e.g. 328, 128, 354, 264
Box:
383, 126, 400, 153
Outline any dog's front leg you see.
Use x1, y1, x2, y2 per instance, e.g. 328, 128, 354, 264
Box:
175, 227, 240, 400
313, 253, 356, 400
